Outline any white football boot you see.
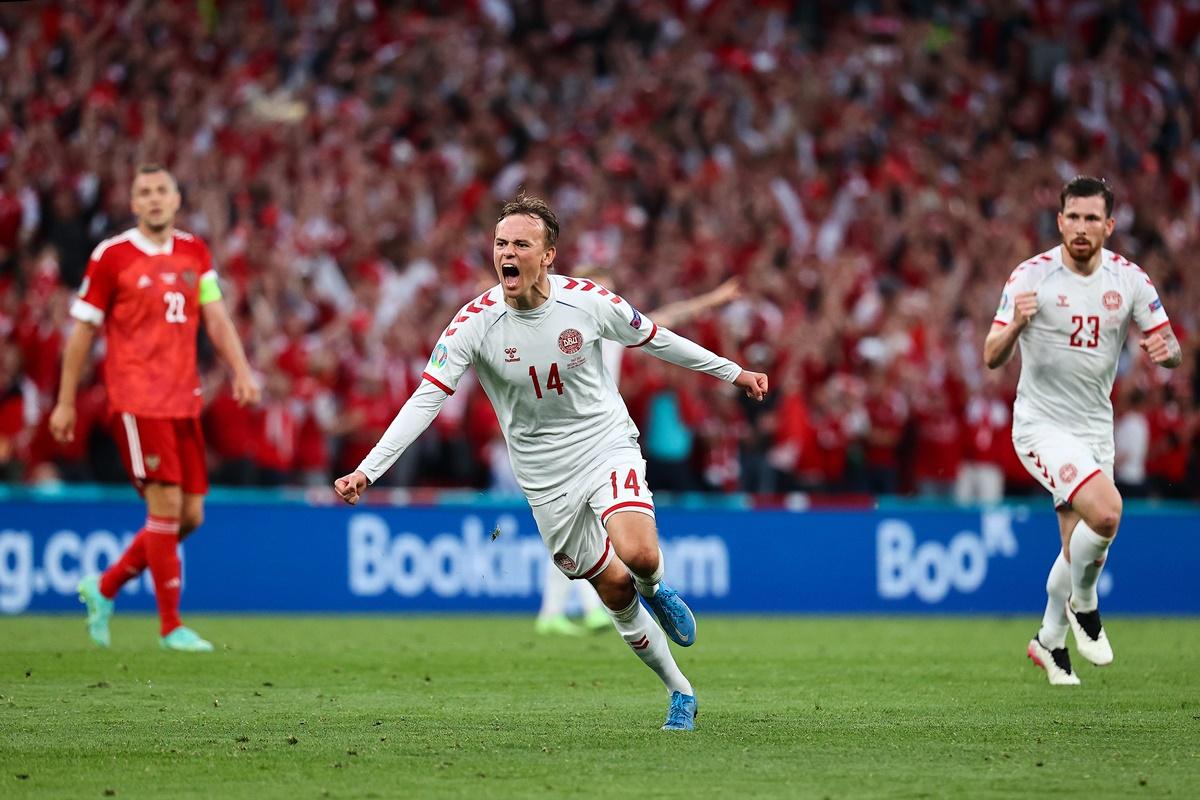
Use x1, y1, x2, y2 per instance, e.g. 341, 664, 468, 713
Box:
1027, 636, 1081, 686
1066, 598, 1114, 666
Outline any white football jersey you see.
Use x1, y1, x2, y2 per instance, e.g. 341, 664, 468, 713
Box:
421, 275, 739, 502
993, 246, 1170, 458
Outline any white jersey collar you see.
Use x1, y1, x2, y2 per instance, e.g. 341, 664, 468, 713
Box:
128, 227, 175, 256
508, 276, 557, 319
1056, 244, 1108, 283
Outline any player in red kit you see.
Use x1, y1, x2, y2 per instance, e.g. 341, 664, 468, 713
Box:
50, 164, 260, 652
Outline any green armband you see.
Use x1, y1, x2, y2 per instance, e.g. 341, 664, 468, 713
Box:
199, 272, 223, 305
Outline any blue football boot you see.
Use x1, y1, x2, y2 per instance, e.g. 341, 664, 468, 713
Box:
641, 581, 696, 646
661, 691, 698, 731
77, 575, 114, 648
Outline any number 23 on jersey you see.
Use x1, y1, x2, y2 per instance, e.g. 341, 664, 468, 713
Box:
1069, 315, 1099, 348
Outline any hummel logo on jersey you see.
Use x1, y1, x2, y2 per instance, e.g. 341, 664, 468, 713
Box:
137, 275, 153, 289
504, 347, 520, 362
162, 273, 177, 285
1057, 295, 1070, 307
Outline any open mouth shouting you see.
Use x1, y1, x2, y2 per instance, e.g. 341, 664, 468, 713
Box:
501, 263, 520, 291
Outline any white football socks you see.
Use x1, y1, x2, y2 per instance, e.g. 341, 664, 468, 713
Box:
1038, 551, 1071, 649
1069, 521, 1112, 613
607, 595, 692, 696
632, 547, 665, 599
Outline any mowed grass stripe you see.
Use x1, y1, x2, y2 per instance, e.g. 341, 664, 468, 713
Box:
2, 616, 1197, 799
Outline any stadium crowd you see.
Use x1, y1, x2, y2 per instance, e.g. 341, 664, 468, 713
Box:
1, 0, 1197, 500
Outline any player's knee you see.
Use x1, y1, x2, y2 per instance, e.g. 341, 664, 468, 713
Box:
1091, 510, 1120, 539
592, 566, 635, 610
598, 580, 636, 611
622, 544, 660, 578
1091, 497, 1122, 538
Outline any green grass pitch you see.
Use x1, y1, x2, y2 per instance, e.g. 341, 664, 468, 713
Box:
2, 615, 1198, 799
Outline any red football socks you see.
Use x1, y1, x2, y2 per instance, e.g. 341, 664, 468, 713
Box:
141, 515, 183, 635
99, 530, 149, 599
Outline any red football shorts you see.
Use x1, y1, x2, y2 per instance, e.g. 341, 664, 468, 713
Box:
110, 413, 209, 495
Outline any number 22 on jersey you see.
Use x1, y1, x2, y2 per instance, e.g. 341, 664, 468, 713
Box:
164, 290, 188, 323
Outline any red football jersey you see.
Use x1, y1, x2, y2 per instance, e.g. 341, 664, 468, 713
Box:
71, 228, 215, 418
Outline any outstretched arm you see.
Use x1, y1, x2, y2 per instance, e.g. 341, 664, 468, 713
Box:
334, 380, 449, 504
636, 326, 768, 401
651, 278, 740, 328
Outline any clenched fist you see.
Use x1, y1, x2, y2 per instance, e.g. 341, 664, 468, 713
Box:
334, 470, 370, 505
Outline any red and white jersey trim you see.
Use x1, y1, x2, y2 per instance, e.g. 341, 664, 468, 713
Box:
422, 371, 455, 395
626, 323, 658, 349
1142, 320, 1171, 335
600, 500, 655, 525
579, 537, 613, 580
71, 298, 105, 325
89, 230, 138, 262
121, 413, 146, 479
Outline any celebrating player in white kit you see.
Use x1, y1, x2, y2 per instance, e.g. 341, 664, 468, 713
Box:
984, 176, 1182, 685
334, 193, 768, 730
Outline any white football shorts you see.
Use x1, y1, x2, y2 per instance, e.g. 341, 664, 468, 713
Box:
530, 451, 655, 579
1013, 423, 1112, 508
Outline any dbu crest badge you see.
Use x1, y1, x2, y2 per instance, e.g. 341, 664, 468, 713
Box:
558, 329, 583, 355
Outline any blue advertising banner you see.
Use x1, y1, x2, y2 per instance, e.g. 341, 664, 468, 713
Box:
1, 501, 1196, 615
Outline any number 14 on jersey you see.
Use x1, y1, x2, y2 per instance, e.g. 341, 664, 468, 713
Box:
529, 363, 564, 398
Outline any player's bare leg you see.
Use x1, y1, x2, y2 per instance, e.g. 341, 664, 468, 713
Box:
179, 493, 205, 542
1061, 474, 1121, 665
605, 511, 696, 646
591, 558, 696, 730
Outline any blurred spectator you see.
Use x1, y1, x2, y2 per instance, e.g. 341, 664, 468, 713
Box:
1146, 385, 1195, 499
0, 0, 1195, 498
1114, 387, 1150, 499
912, 389, 963, 500
642, 361, 704, 493
0, 342, 37, 480
863, 367, 909, 495
955, 373, 1009, 505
